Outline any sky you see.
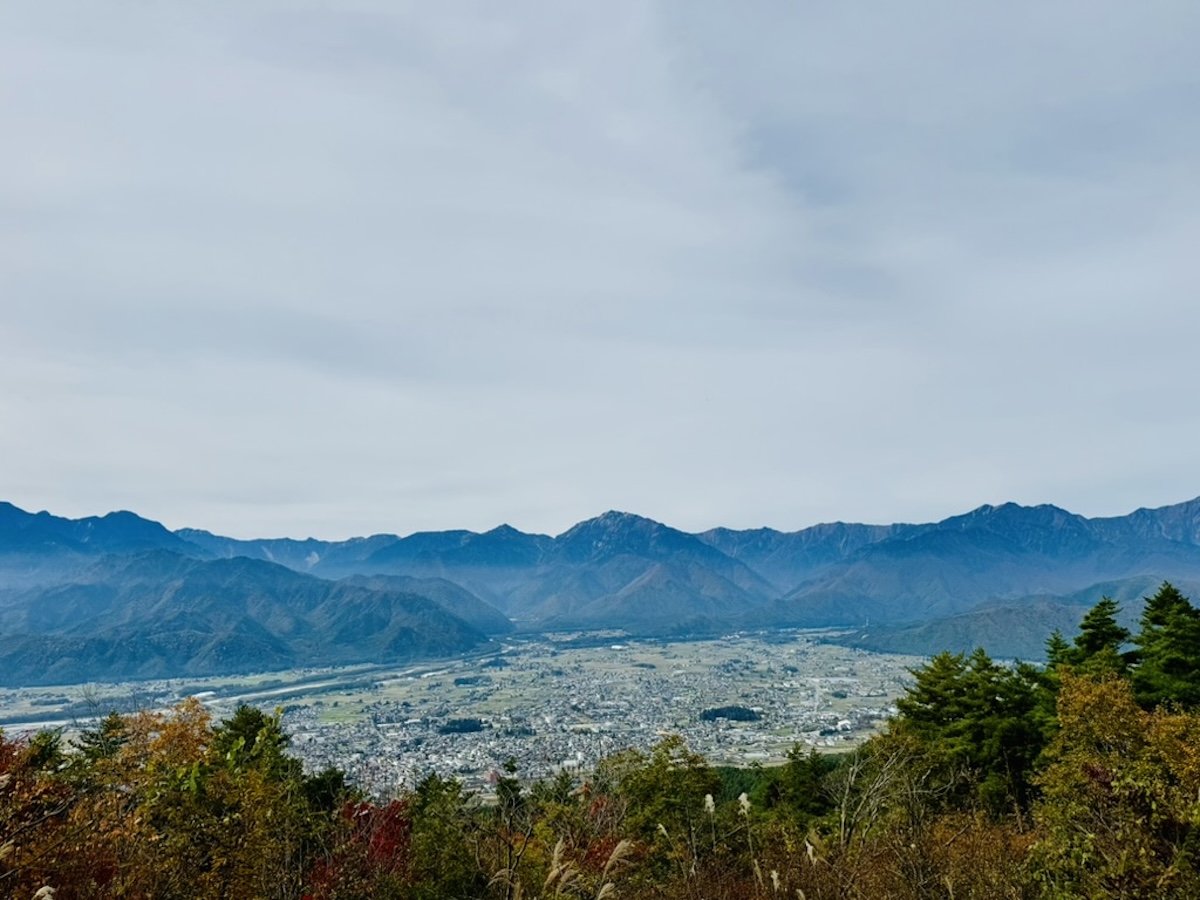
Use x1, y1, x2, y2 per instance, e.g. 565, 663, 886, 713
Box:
3, 2, 1199, 540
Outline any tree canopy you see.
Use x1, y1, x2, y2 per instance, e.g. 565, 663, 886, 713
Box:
6, 582, 1200, 899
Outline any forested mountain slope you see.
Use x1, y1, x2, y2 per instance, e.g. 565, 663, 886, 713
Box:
4, 497, 1200, 678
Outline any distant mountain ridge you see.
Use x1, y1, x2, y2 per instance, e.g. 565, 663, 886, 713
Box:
0, 502, 202, 556
0, 550, 494, 686
4, 496, 1200, 682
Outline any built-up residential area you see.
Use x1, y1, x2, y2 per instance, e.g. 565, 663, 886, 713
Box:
282, 633, 920, 797
0, 632, 921, 800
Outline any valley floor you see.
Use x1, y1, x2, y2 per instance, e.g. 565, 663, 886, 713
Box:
0, 630, 921, 796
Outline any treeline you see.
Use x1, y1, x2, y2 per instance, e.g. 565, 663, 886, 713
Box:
5, 583, 1200, 898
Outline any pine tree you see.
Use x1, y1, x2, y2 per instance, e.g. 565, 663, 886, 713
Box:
1067, 597, 1131, 675
1044, 630, 1072, 669
1132, 582, 1200, 709
895, 651, 972, 732
211, 704, 299, 780
73, 711, 128, 763
896, 649, 1047, 811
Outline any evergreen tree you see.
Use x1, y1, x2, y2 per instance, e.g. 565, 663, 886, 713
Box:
211, 704, 299, 781
1066, 596, 1131, 675
1141, 581, 1192, 631
1044, 629, 1071, 669
765, 745, 834, 823
1132, 582, 1200, 709
895, 651, 972, 732
896, 649, 1048, 812
407, 772, 483, 899
73, 711, 128, 763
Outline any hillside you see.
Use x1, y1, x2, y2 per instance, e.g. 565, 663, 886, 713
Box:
5, 497, 1200, 675
0, 552, 489, 685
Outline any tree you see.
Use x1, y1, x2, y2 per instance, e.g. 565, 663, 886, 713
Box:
895, 649, 1049, 812
406, 773, 483, 899
490, 757, 537, 900
606, 735, 719, 845
211, 704, 299, 781
1044, 629, 1072, 669
72, 712, 128, 764
1065, 597, 1132, 676
1132, 582, 1200, 709
755, 744, 836, 827
0, 729, 82, 896
1032, 672, 1200, 898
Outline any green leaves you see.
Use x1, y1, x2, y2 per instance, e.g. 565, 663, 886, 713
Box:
895, 648, 1050, 812
1068, 597, 1133, 676
1031, 674, 1200, 898
210, 705, 299, 781
1132, 583, 1200, 710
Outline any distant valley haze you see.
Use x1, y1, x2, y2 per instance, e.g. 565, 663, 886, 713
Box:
3, 495, 1200, 685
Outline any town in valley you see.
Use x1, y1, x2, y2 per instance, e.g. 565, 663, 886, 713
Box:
0, 630, 920, 797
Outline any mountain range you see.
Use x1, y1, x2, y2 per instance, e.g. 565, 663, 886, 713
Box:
4, 497, 1200, 685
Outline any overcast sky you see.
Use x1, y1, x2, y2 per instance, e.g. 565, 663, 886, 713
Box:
3, 2, 1199, 539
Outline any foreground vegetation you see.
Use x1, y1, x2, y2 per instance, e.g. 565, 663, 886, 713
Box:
5, 583, 1200, 899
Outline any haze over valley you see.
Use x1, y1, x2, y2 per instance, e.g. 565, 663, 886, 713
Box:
4, 495, 1200, 689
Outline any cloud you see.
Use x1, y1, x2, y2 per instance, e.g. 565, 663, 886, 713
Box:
2, 1, 1198, 538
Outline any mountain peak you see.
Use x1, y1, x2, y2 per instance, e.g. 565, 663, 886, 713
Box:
0, 502, 201, 556
595, 509, 645, 523
944, 502, 1081, 529
554, 511, 708, 565
483, 523, 533, 538
558, 510, 659, 535
1092, 496, 1200, 545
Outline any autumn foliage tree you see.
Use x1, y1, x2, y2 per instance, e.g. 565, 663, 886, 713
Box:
1032, 672, 1200, 898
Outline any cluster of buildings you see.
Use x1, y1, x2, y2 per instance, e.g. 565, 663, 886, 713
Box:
283, 634, 917, 797
0, 632, 920, 801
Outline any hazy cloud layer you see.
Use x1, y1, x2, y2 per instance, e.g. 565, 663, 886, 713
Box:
3, 1, 1198, 538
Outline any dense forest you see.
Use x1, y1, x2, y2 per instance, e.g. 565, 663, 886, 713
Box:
5, 582, 1200, 899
